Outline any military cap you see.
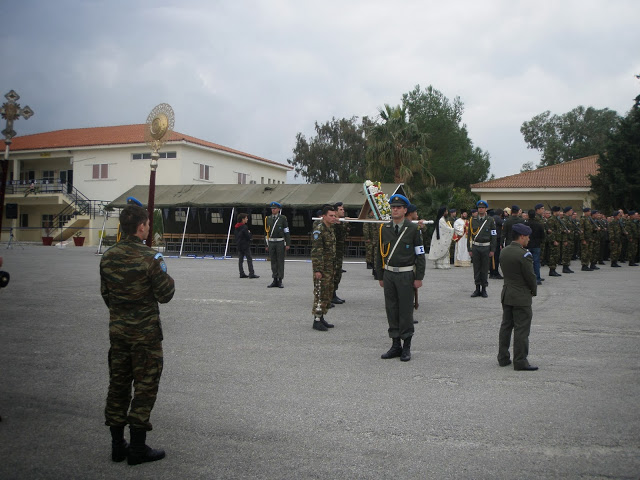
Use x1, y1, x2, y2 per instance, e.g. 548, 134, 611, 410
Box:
511, 205, 520, 212
512, 223, 532, 236
407, 204, 418, 213
551, 206, 561, 212
582, 207, 591, 213
629, 210, 637, 215
316, 209, 322, 217
126, 196, 144, 207
269, 201, 282, 208
534, 203, 544, 210
591, 209, 598, 214
476, 200, 488, 208
389, 194, 410, 207
471, 208, 478, 213
563, 206, 573, 213
449, 208, 457, 213
612, 210, 620, 216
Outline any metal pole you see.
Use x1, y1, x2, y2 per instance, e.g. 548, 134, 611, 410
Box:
0, 143, 10, 237
179, 207, 190, 257
224, 207, 235, 258
146, 151, 159, 246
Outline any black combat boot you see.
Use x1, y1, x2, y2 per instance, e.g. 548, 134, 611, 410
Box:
589, 263, 600, 270
581, 265, 592, 271
267, 278, 278, 288
372, 269, 377, 277
598, 261, 605, 265
400, 336, 412, 362
110, 426, 128, 462
629, 262, 638, 266
332, 291, 345, 304
381, 338, 402, 359
127, 428, 165, 465
313, 318, 329, 331
481, 285, 488, 298
239, 272, 249, 278
366, 262, 373, 270
562, 265, 574, 273
549, 268, 562, 277
319, 315, 334, 328
470, 285, 481, 297
248, 273, 260, 278
611, 262, 621, 267
278, 278, 284, 288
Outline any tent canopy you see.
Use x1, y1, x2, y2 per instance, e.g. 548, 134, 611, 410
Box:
108, 183, 405, 210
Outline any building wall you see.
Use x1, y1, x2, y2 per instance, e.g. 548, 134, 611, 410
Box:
472, 189, 595, 213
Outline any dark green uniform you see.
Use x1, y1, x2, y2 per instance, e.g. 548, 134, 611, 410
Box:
100, 235, 175, 431
560, 214, 573, 267
375, 219, 425, 340
498, 241, 537, 369
266, 213, 291, 280
546, 214, 563, 270
609, 216, 622, 264
628, 217, 639, 264
579, 214, 594, 267
311, 221, 336, 317
467, 214, 497, 288
502, 215, 525, 247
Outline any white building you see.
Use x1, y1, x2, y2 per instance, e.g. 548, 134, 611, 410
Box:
1, 124, 291, 245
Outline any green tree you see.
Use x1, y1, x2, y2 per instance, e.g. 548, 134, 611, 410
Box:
590, 95, 640, 211
521, 106, 621, 168
402, 85, 491, 188
288, 116, 370, 183
365, 104, 433, 194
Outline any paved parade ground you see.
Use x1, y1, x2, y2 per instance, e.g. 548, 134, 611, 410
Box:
0, 245, 639, 479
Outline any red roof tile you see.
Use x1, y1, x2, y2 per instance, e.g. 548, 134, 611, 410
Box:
471, 155, 599, 189
1, 124, 291, 169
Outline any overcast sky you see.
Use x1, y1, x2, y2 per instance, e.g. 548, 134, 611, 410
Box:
2, 0, 638, 183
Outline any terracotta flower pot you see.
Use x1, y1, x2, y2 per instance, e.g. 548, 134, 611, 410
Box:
73, 237, 85, 246
42, 236, 53, 246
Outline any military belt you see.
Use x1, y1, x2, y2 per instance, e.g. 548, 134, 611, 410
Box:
472, 241, 490, 247
384, 265, 414, 273
268, 238, 285, 242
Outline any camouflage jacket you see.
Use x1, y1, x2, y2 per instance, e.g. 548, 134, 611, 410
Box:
333, 222, 349, 256
100, 235, 175, 343
608, 219, 622, 242
579, 215, 594, 241
311, 221, 336, 274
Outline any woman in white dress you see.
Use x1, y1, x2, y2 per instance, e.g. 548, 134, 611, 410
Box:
428, 206, 455, 269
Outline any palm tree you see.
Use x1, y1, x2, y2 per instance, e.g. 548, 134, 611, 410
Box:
365, 104, 434, 193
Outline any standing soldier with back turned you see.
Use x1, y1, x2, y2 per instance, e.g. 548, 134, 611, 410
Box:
100, 205, 175, 465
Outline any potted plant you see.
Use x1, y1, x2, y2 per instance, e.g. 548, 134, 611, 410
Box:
73, 230, 85, 247
42, 224, 54, 246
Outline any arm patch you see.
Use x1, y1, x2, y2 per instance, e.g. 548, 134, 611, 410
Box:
415, 245, 425, 255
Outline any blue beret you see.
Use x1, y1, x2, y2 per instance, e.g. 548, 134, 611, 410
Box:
551, 206, 561, 212
476, 200, 488, 208
449, 208, 457, 213
269, 202, 282, 208
534, 203, 544, 210
389, 194, 410, 207
471, 208, 477, 213
629, 210, 637, 215
512, 223, 532, 236
591, 210, 598, 214
563, 206, 573, 213
511, 205, 520, 212
407, 204, 418, 213
126, 196, 144, 207
582, 207, 591, 212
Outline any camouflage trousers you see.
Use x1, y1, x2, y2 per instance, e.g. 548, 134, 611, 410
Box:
334, 250, 344, 292
580, 240, 592, 266
590, 238, 600, 264
365, 241, 374, 264
610, 240, 621, 263
628, 239, 638, 263
312, 272, 334, 317
547, 242, 561, 269
105, 338, 163, 431
561, 241, 573, 266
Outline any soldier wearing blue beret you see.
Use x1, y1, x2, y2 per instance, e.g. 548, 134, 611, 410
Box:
265, 202, 291, 287
498, 221, 538, 371
467, 200, 497, 297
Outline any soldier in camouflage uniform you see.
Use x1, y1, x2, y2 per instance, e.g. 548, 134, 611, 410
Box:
363, 211, 375, 271
595, 211, 608, 264
628, 211, 639, 266
265, 201, 291, 288
332, 202, 348, 304
559, 207, 575, 273
100, 205, 175, 465
609, 210, 623, 267
546, 206, 563, 277
311, 205, 338, 331
579, 208, 595, 271
375, 194, 425, 362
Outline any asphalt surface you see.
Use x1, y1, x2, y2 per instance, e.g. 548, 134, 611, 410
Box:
0, 244, 639, 479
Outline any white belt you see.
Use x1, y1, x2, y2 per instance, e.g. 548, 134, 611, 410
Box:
472, 241, 490, 247
268, 238, 285, 242
384, 265, 414, 273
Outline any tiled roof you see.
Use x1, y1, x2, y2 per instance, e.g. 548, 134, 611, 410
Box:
1, 124, 291, 169
471, 155, 599, 189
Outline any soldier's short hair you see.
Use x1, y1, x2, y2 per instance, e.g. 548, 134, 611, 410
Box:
237, 212, 248, 223
120, 205, 149, 235
322, 205, 336, 216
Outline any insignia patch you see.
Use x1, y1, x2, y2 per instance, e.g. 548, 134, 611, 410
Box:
159, 261, 167, 273
524, 252, 532, 258
415, 245, 425, 255
283, 227, 290, 233
313, 232, 320, 240
154, 252, 164, 260
491, 229, 497, 235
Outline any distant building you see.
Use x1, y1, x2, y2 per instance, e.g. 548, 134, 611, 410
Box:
1, 124, 291, 244
470, 155, 598, 212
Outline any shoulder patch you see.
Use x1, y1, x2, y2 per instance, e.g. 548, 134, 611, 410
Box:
524, 251, 532, 258
154, 252, 168, 272
491, 229, 497, 236
283, 227, 290, 233
313, 230, 320, 240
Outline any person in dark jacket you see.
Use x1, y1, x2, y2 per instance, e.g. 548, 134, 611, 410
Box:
490, 208, 504, 279
234, 213, 259, 279
525, 209, 545, 284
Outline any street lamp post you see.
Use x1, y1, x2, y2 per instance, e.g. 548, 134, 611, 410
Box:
0, 90, 34, 238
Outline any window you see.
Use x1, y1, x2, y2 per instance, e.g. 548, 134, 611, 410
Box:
20, 213, 28, 228
199, 164, 210, 180
292, 215, 305, 227
237, 173, 247, 184
261, 177, 264, 184
210, 212, 223, 224
175, 209, 187, 222
92, 164, 109, 179
268, 179, 271, 184
132, 151, 177, 160
42, 214, 54, 229
251, 213, 263, 225
42, 170, 55, 183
